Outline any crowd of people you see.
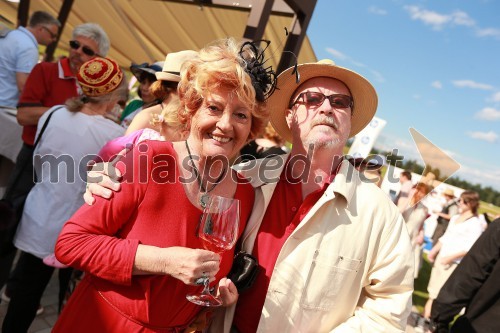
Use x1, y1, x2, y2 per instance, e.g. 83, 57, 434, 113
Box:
0, 10, 498, 333
394, 173, 498, 333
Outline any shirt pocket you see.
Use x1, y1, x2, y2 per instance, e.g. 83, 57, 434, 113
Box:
300, 254, 362, 310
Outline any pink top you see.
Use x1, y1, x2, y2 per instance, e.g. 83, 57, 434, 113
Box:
97, 128, 162, 162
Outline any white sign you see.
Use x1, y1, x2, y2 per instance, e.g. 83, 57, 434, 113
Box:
348, 116, 387, 158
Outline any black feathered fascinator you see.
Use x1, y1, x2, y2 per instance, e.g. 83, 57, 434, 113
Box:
238, 40, 277, 102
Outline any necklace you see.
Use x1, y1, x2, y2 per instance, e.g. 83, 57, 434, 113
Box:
185, 140, 226, 208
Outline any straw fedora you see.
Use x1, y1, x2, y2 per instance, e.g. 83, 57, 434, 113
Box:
268, 59, 378, 142
155, 50, 198, 82
442, 188, 455, 197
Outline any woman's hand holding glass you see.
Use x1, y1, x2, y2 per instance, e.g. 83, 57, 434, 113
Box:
159, 246, 221, 285
187, 195, 240, 307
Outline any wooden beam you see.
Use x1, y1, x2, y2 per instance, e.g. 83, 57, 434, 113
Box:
242, 0, 275, 41
44, 0, 74, 62
277, 0, 317, 74
17, 0, 30, 27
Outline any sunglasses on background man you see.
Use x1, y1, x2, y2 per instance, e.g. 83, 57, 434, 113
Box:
69, 40, 97, 57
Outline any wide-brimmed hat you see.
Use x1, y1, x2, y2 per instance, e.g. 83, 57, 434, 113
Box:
155, 50, 198, 82
130, 61, 164, 82
442, 188, 455, 197
268, 59, 378, 142
78, 57, 124, 97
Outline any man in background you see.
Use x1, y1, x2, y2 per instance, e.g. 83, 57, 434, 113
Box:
395, 170, 413, 211
431, 189, 458, 246
0, 11, 60, 197
0, 11, 60, 109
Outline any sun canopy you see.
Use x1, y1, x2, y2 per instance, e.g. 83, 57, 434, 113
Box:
0, 0, 317, 71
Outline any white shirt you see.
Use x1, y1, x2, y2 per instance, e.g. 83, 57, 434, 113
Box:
439, 214, 483, 263
14, 106, 124, 259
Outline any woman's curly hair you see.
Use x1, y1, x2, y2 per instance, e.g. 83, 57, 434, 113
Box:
177, 38, 276, 140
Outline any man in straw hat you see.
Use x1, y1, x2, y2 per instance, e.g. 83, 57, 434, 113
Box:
211, 59, 413, 332
431, 188, 458, 246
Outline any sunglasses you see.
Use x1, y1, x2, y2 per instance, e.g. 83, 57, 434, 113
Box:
42, 26, 57, 39
290, 91, 353, 109
69, 40, 97, 57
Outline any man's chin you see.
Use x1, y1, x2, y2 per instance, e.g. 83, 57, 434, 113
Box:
305, 137, 343, 150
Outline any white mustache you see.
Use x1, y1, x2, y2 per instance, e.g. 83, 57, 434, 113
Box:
310, 116, 338, 130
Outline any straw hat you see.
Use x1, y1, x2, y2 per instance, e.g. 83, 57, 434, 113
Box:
77, 57, 124, 97
268, 59, 378, 142
442, 188, 455, 197
155, 50, 198, 82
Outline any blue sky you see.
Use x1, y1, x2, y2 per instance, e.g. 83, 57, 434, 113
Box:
307, 0, 500, 191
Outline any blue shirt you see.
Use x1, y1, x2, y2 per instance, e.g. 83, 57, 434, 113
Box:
0, 26, 39, 108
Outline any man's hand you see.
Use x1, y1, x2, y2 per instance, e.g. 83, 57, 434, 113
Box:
84, 148, 129, 205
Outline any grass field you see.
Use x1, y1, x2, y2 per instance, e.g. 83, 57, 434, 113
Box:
479, 201, 500, 220
413, 253, 432, 314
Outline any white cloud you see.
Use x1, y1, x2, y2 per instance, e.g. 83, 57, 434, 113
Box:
431, 81, 442, 89
324, 48, 385, 83
368, 6, 387, 15
370, 70, 386, 83
450, 10, 475, 27
404, 5, 500, 41
413, 94, 421, 100
492, 91, 500, 102
466, 130, 498, 143
452, 80, 494, 90
404, 6, 451, 30
475, 107, 500, 121
325, 48, 348, 60
476, 27, 500, 39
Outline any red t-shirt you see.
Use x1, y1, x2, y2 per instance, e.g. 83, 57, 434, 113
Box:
18, 57, 78, 145
54, 141, 255, 332
233, 162, 334, 333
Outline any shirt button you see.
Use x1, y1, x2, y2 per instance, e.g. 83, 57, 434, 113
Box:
291, 207, 297, 212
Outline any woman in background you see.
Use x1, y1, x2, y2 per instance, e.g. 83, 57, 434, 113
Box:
120, 61, 163, 128
401, 182, 430, 279
423, 190, 484, 319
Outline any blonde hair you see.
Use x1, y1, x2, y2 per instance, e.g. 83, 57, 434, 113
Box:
150, 98, 185, 133
177, 38, 269, 140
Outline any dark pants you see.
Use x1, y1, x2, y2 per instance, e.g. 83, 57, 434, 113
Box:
2, 251, 72, 333
432, 219, 449, 246
0, 144, 35, 292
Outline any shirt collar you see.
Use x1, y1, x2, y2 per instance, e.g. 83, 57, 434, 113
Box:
326, 159, 359, 204
58, 57, 76, 79
18, 26, 38, 48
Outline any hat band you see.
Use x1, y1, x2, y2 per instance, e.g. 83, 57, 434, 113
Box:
165, 71, 180, 75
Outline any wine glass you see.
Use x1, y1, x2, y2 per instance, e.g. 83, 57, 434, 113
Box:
186, 195, 240, 307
